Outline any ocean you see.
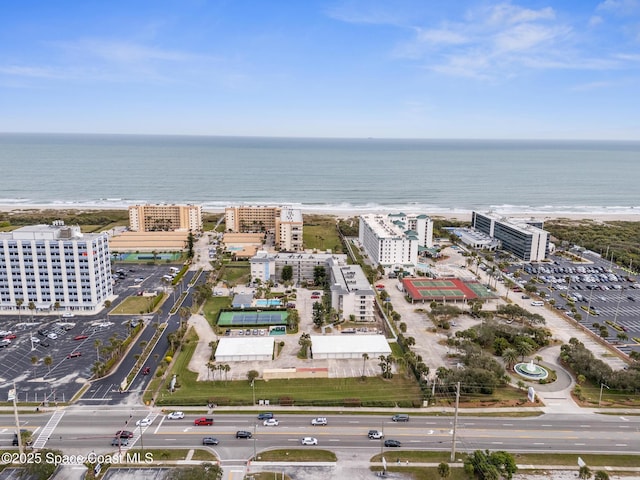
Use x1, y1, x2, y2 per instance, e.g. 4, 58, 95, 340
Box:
2, 133, 639, 217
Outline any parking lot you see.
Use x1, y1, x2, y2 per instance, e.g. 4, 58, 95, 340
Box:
0, 262, 184, 403
506, 250, 640, 357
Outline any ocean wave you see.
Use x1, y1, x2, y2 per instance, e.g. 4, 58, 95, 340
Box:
1, 198, 639, 218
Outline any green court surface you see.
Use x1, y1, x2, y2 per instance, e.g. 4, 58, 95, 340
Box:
217, 310, 289, 327
113, 252, 182, 261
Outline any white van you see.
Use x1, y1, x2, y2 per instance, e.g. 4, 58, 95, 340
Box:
530, 301, 544, 306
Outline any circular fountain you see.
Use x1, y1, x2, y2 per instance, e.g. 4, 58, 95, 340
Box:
514, 360, 548, 380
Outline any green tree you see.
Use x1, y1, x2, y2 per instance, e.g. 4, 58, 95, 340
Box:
437, 462, 450, 479
281, 265, 293, 282
502, 348, 518, 369
185, 231, 195, 259
247, 370, 259, 383
16, 298, 24, 320
30, 356, 39, 376
579, 465, 592, 479
312, 301, 325, 328
361, 353, 369, 378
594, 471, 609, 480
167, 462, 223, 480
313, 266, 327, 287
28, 301, 36, 320
23, 448, 64, 480
43, 356, 53, 374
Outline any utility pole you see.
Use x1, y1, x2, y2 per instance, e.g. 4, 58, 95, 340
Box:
10, 383, 22, 455
450, 382, 460, 462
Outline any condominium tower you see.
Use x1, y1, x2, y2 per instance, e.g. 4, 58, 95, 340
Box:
0, 222, 113, 313
128, 204, 202, 232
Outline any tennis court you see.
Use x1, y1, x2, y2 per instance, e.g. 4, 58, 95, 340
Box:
217, 310, 289, 327
402, 277, 497, 303
114, 252, 182, 261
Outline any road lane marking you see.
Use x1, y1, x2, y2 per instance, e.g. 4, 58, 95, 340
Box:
615, 444, 627, 447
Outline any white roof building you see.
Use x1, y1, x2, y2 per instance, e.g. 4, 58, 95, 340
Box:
215, 337, 275, 362
358, 214, 420, 272
330, 264, 376, 322
310, 334, 391, 359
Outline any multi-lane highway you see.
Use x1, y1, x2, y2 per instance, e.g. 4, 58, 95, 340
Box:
4, 410, 639, 460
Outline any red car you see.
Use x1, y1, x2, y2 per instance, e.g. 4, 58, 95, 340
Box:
74, 335, 88, 340
142, 366, 151, 375
4, 334, 17, 340
194, 417, 214, 426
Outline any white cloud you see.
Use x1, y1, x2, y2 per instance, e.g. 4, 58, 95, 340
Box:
588, 15, 604, 27
417, 28, 468, 45
0, 65, 64, 79
55, 39, 205, 64
484, 3, 555, 25
596, 0, 640, 15
570, 80, 619, 91
493, 23, 567, 53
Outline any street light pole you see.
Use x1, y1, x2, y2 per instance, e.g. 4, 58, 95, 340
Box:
599, 382, 609, 407
251, 380, 255, 406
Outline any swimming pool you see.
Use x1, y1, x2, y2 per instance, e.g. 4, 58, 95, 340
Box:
255, 299, 282, 307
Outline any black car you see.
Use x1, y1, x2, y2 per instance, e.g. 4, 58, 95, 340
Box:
111, 437, 129, 446
384, 439, 402, 447
236, 430, 252, 439
40, 339, 50, 347
202, 437, 219, 445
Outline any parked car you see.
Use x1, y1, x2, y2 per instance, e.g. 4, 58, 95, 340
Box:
4, 334, 17, 340
136, 418, 153, 427
194, 417, 214, 426
66, 352, 82, 359
311, 417, 327, 426
301, 437, 318, 445
384, 439, 402, 447
263, 418, 279, 427
202, 437, 219, 445
368, 430, 384, 439
74, 335, 88, 340
391, 414, 409, 422
257, 412, 273, 420
62, 313, 75, 318
235, 431, 252, 439
166, 411, 184, 420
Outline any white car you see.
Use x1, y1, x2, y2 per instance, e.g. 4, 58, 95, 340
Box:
47, 333, 58, 340
166, 411, 184, 420
0, 330, 12, 337
301, 437, 318, 445
30, 337, 40, 344
62, 313, 75, 318
136, 418, 153, 427
263, 418, 279, 427
311, 417, 327, 426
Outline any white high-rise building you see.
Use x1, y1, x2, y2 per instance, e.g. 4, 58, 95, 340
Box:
0, 222, 113, 314
358, 214, 421, 272
471, 211, 549, 262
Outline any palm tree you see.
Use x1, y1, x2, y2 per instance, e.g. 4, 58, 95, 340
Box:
515, 340, 534, 362
207, 362, 216, 380
179, 306, 191, 329
31, 356, 38, 376
43, 356, 53, 374
94, 339, 102, 362
53, 301, 61, 320
16, 298, 23, 320
28, 301, 36, 320
502, 348, 518, 370
361, 353, 369, 377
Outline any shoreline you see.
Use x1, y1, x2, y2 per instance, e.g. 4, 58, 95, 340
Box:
2, 204, 640, 223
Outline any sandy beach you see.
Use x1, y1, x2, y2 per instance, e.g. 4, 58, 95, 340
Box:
1, 204, 640, 223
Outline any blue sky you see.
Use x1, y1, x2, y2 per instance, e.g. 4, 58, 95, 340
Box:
1, 0, 639, 139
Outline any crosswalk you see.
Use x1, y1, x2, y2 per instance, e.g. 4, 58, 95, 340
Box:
32, 410, 65, 449
120, 412, 160, 451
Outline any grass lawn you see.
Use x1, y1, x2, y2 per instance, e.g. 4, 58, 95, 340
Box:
154, 328, 422, 406
221, 262, 251, 286
110, 294, 166, 315
256, 449, 336, 462
375, 466, 468, 480
202, 297, 232, 328
126, 448, 216, 461
250, 474, 292, 480
575, 381, 640, 408
303, 215, 342, 252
